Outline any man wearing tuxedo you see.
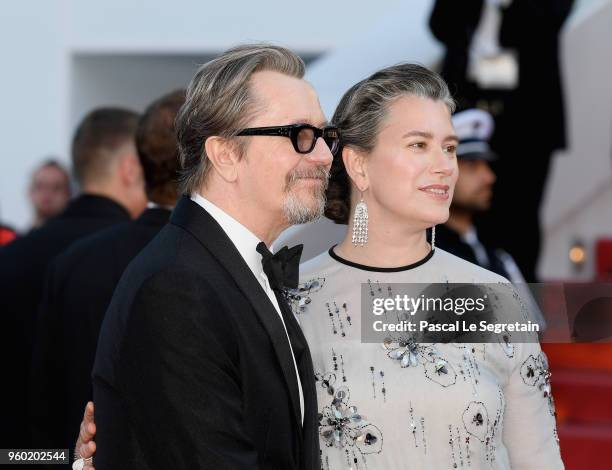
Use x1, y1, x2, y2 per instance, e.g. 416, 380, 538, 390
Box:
31, 90, 185, 464
92, 44, 339, 470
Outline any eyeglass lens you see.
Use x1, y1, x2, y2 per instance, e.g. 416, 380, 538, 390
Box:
296, 127, 316, 153
296, 126, 339, 154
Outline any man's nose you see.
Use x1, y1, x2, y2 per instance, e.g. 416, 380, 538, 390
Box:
305, 137, 334, 166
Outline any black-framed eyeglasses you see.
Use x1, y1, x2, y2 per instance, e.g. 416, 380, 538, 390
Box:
236, 124, 341, 156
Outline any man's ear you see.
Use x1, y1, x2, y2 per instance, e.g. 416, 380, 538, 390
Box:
342, 147, 369, 193
205, 136, 240, 182
119, 151, 143, 187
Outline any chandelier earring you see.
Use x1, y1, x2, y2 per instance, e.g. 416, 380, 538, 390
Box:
430, 225, 436, 251
352, 193, 369, 247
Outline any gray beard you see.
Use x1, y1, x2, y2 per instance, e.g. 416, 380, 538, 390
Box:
282, 167, 330, 225
283, 190, 326, 225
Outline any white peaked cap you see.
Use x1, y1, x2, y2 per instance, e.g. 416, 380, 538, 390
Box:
452, 108, 495, 142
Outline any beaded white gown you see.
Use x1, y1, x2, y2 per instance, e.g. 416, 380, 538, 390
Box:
291, 247, 563, 470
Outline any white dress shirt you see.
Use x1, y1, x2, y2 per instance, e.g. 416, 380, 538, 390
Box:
191, 193, 304, 425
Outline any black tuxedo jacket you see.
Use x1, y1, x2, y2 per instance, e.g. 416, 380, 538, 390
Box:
30, 208, 171, 462
430, 0, 573, 152
429, 0, 485, 103
93, 197, 319, 470
499, 0, 574, 153
0, 195, 130, 447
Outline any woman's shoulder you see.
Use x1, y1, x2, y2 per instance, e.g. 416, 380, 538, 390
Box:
432, 248, 510, 284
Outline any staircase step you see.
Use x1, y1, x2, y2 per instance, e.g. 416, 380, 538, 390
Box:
559, 422, 612, 470
551, 369, 612, 424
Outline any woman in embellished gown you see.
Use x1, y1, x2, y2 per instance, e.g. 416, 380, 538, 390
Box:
289, 64, 562, 470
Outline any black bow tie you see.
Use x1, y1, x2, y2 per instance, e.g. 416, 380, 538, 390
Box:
256, 242, 303, 292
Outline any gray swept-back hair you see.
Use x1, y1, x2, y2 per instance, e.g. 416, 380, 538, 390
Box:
175, 44, 305, 195
326, 63, 456, 224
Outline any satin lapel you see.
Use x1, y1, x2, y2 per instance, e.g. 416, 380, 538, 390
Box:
170, 197, 303, 436
280, 299, 319, 469
276, 298, 320, 469
297, 337, 318, 469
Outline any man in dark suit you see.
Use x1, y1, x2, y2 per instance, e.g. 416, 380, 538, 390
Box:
429, 0, 486, 108
430, 0, 575, 281
0, 108, 145, 448
92, 44, 338, 469
30, 90, 185, 463
483, 0, 574, 281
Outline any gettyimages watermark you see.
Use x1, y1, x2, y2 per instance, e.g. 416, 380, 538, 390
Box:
360, 282, 612, 344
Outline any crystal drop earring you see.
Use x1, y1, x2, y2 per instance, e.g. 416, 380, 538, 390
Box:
430, 225, 436, 251
352, 194, 368, 247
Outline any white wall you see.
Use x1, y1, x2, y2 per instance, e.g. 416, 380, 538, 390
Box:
0, 0, 402, 231
538, 0, 612, 280
70, 54, 214, 132
0, 1, 69, 230
67, 0, 402, 55
305, 0, 442, 117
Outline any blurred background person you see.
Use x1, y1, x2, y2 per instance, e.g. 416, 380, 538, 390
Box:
484, 0, 575, 282
31, 90, 184, 459
430, 0, 575, 281
435, 108, 546, 328
28, 158, 71, 230
435, 108, 523, 282
0, 107, 145, 448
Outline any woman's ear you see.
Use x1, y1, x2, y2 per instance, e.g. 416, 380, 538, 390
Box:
204, 136, 240, 182
342, 147, 369, 193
